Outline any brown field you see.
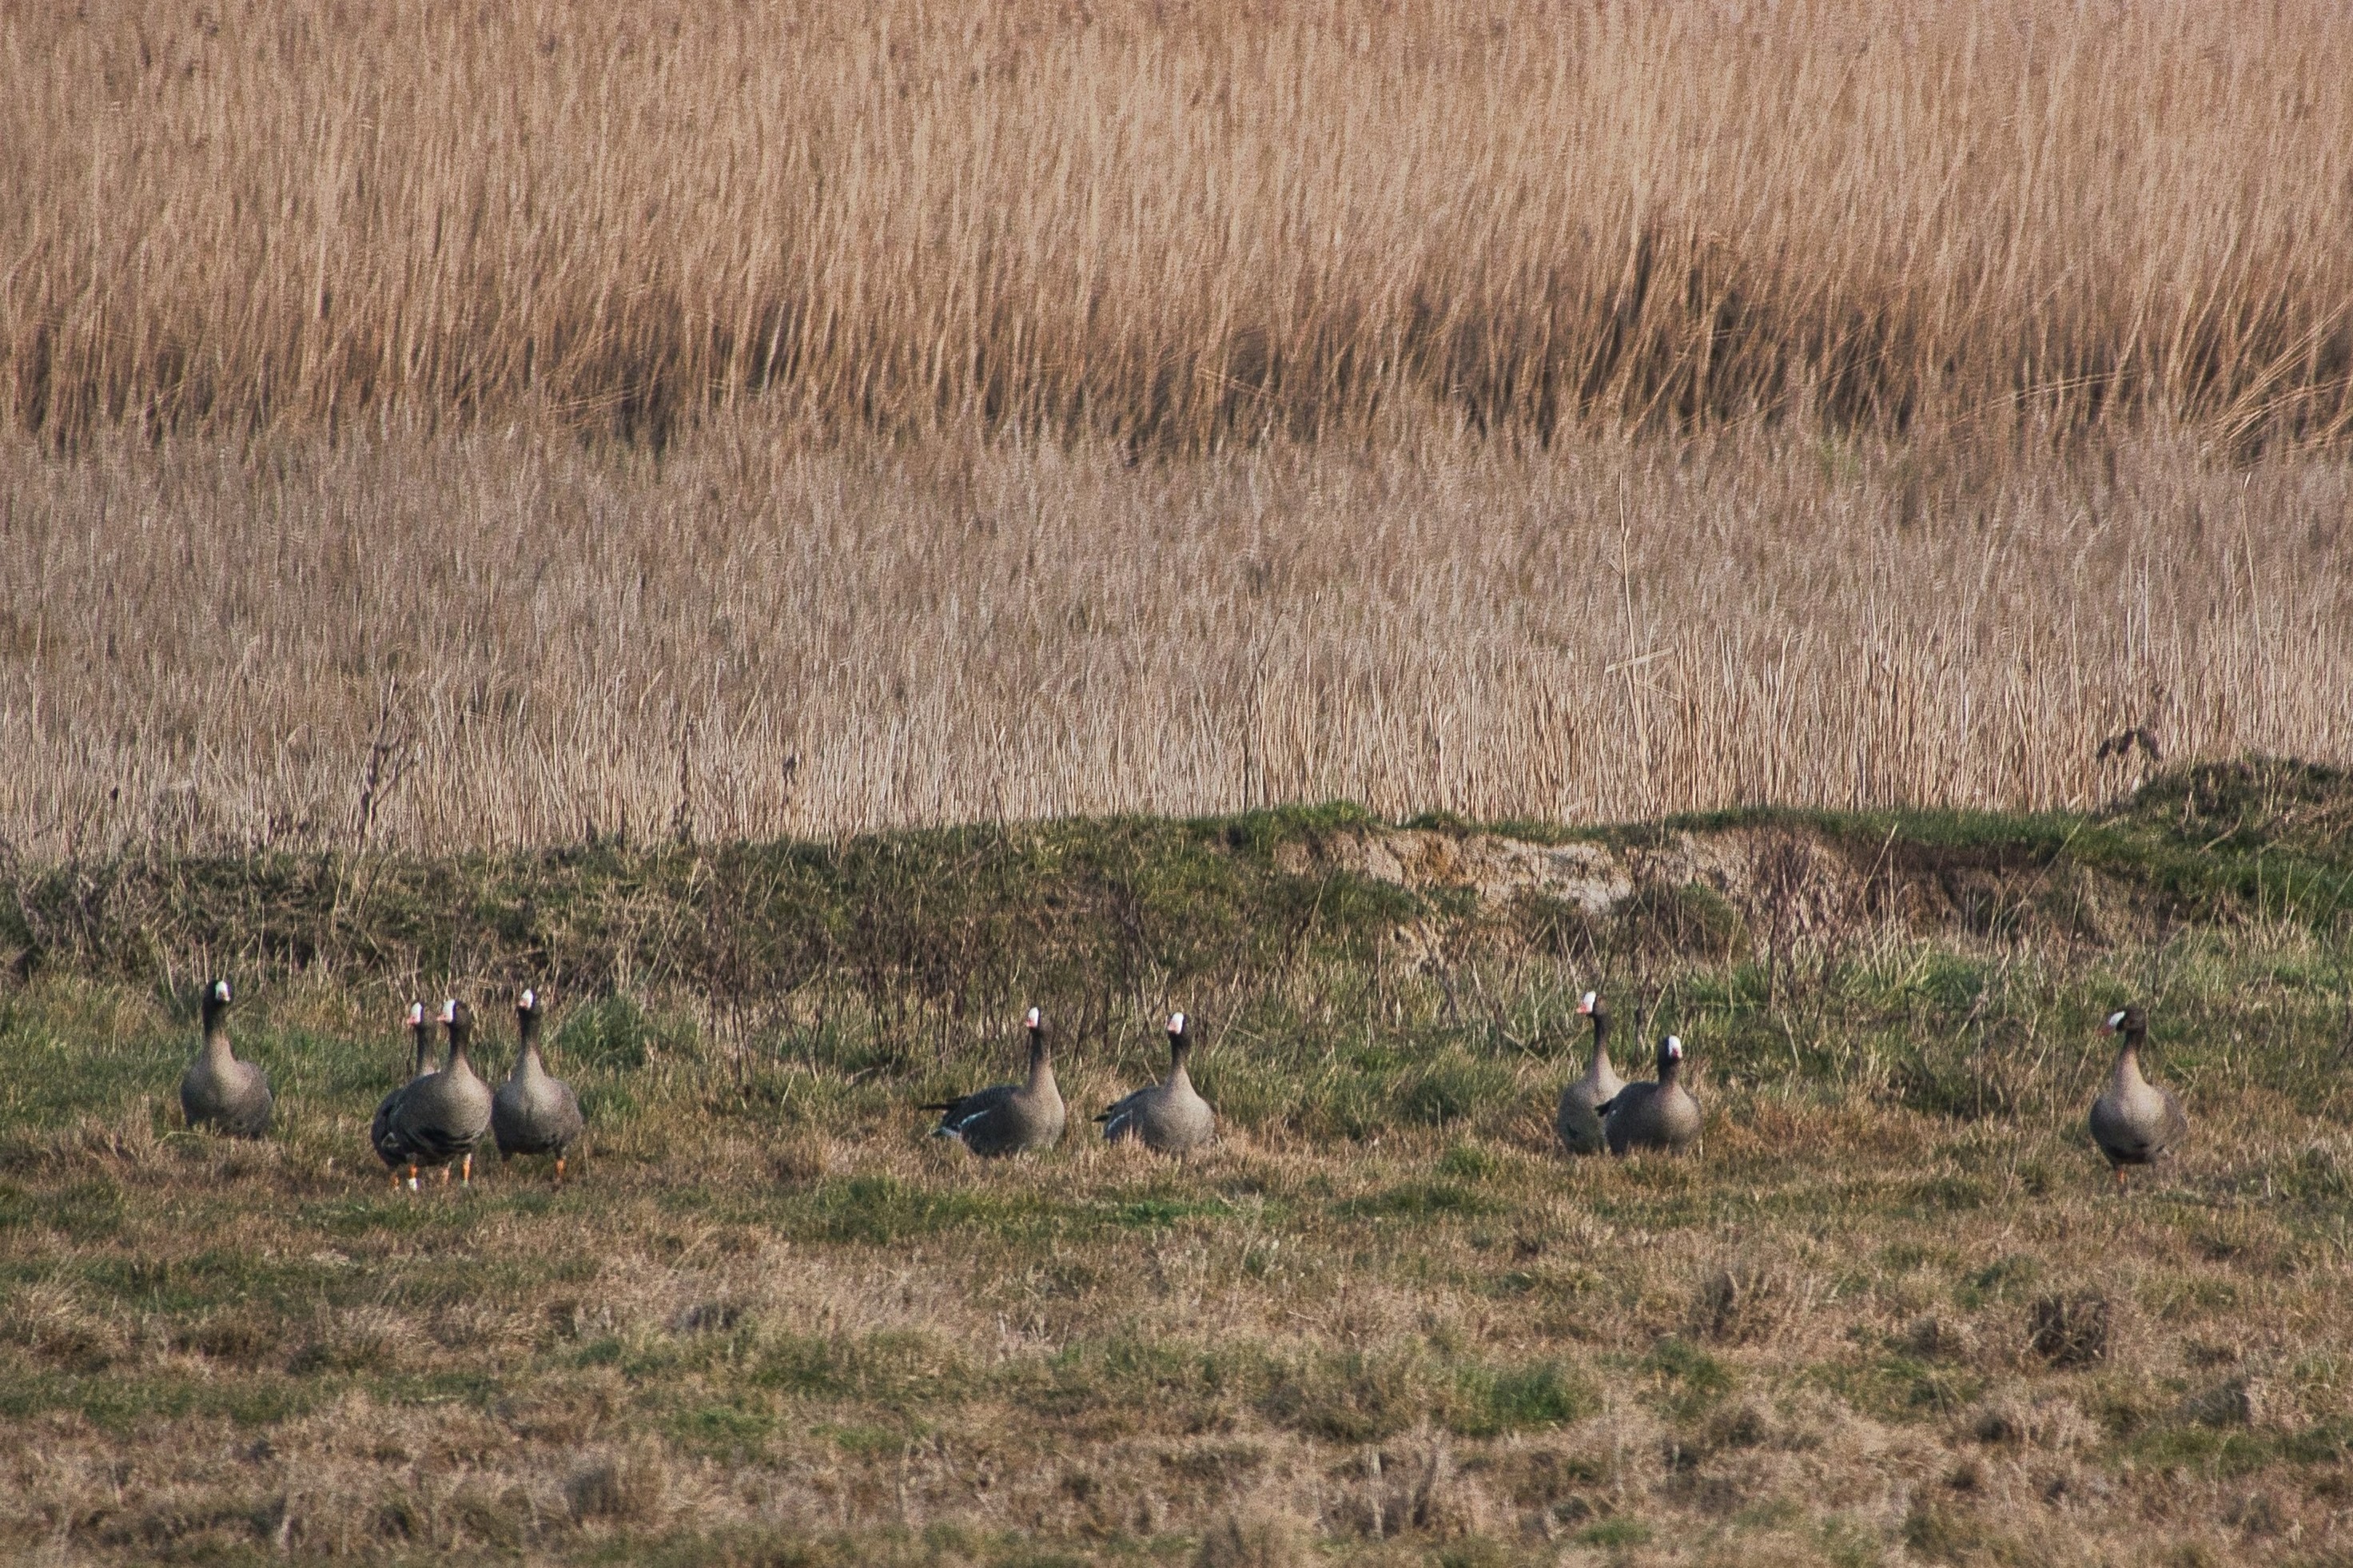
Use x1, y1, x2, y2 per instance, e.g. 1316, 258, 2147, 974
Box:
4, 5, 2353, 1565
4, 786, 2353, 1566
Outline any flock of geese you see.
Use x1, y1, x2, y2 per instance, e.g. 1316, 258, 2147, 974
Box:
176, 983, 2190, 1187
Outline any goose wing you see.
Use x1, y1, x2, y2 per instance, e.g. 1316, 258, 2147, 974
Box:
924, 1083, 1017, 1136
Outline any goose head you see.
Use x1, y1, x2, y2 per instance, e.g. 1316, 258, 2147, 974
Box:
2097, 1005, 2146, 1041
201, 977, 233, 1030
1657, 1035, 1685, 1077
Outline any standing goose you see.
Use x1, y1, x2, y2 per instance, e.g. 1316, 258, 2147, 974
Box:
920, 1006, 1065, 1156
371, 1001, 436, 1188
178, 978, 273, 1137
1598, 1035, 1702, 1156
392, 999, 495, 1184
2088, 1005, 2188, 1188
1555, 991, 1623, 1155
1097, 1012, 1216, 1153
493, 989, 586, 1180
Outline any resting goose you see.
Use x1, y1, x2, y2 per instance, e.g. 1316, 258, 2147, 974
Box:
370, 1001, 436, 1188
1598, 1035, 1702, 1156
1555, 990, 1623, 1155
2088, 1005, 2188, 1188
1097, 1012, 1216, 1153
493, 989, 585, 1180
921, 1006, 1065, 1156
178, 978, 273, 1137
393, 999, 495, 1184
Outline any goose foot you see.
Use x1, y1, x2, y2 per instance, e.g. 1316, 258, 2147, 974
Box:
460, 1153, 474, 1184
554, 1156, 567, 1184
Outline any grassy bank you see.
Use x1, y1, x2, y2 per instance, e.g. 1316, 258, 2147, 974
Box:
2, 761, 2351, 1564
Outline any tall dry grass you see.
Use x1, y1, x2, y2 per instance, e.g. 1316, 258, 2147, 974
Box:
3, 425, 2349, 860
3, 0, 2351, 448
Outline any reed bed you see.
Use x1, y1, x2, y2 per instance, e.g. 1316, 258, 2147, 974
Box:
4, 0, 2353, 860
3, 0, 2351, 448
3, 425, 2348, 860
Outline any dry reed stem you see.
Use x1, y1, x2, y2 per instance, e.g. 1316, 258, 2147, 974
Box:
2, 0, 2350, 446
1, 426, 2347, 859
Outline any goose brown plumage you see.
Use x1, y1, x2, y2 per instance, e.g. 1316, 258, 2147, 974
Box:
1598, 1035, 1702, 1156
371, 1001, 436, 1188
2088, 1004, 2188, 1188
1555, 991, 1622, 1155
1097, 1013, 1216, 1153
392, 998, 495, 1184
493, 989, 586, 1180
178, 978, 273, 1137
920, 1006, 1065, 1156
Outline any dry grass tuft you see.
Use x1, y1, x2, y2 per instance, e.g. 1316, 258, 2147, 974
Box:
563, 1447, 671, 1526
1690, 1260, 1802, 1346
1194, 1506, 1315, 1568
2025, 1292, 2112, 1369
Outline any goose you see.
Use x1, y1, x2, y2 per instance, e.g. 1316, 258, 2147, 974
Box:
178, 978, 273, 1137
493, 989, 585, 1180
370, 1001, 436, 1188
1598, 1035, 1702, 1156
392, 998, 496, 1184
1555, 990, 1623, 1155
2088, 1005, 2188, 1188
920, 1006, 1065, 1156
1097, 1012, 1216, 1153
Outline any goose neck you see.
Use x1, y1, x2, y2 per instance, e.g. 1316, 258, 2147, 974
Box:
2112, 1038, 2148, 1087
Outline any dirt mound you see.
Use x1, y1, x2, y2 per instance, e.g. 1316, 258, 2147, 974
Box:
1277, 818, 2153, 951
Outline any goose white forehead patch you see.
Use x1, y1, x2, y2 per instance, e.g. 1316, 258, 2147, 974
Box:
408, 1003, 424, 1024
522, 989, 536, 1009
1578, 990, 1597, 1010
1665, 1036, 1684, 1058
213, 980, 231, 1001
1169, 1012, 1186, 1033
2106, 1009, 2128, 1029
440, 999, 458, 1023
1024, 1006, 1042, 1029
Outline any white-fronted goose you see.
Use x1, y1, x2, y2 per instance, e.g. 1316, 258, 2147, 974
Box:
1097, 1012, 1216, 1153
921, 1006, 1065, 1156
1555, 990, 1623, 1155
1599, 1035, 1702, 1156
371, 1001, 436, 1188
493, 989, 585, 1180
392, 998, 496, 1184
2088, 1005, 2188, 1188
178, 978, 273, 1137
